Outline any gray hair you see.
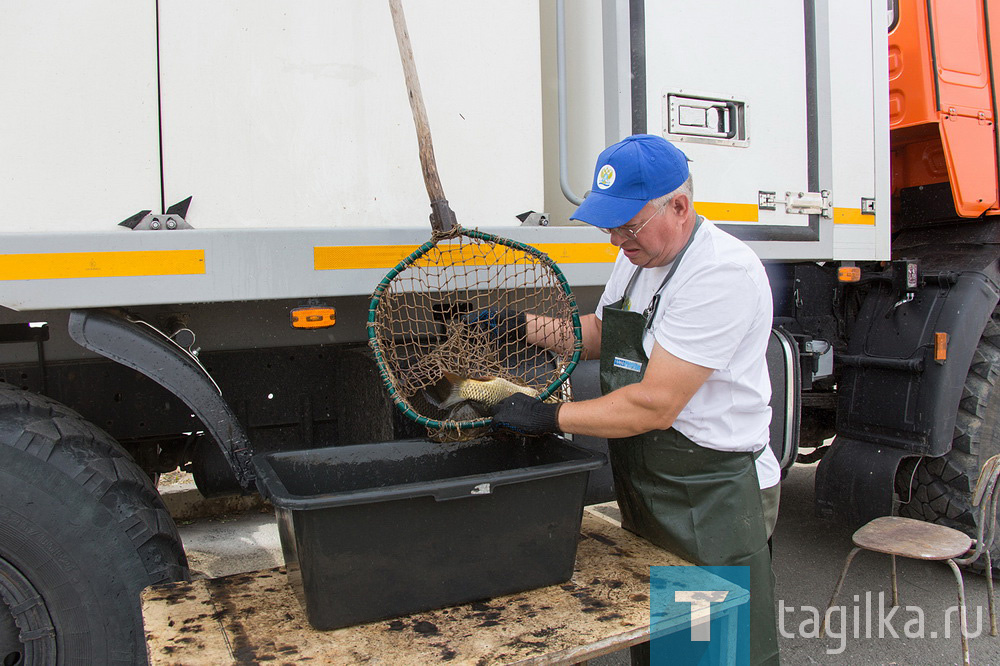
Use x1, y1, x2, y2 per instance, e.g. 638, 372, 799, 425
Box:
650, 174, 694, 209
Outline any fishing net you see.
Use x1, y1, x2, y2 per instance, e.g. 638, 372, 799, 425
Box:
368, 226, 582, 439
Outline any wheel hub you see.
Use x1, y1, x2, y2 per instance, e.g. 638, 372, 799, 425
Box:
0, 603, 19, 666
0, 555, 56, 665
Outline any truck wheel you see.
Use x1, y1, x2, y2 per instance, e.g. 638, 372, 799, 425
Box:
896, 306, 1000, 571
0, 386, 188, 665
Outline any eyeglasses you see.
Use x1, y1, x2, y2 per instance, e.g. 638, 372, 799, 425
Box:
600, 204, 664, 240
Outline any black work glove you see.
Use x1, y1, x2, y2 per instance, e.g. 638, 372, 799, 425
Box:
491, 392, 561, 436
463, 307, 526, 345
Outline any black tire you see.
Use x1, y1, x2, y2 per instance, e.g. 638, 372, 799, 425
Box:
0, 386, 188, 665
896, 306, 1000, 571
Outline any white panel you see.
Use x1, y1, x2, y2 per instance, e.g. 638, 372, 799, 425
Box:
830, 0, 891, 260
0, 1, 161, 232
828, 2, 875, 214
540, 0, 608, 226
643, 0, 810, 228
158, 1, 543, 229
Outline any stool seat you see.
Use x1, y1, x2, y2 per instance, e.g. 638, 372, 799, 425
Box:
853, 516, 973, 560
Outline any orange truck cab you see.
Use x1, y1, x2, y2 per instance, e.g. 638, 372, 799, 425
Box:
890, 0, 999, 219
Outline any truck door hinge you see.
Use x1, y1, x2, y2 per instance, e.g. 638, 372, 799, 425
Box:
758, 190, 832, 218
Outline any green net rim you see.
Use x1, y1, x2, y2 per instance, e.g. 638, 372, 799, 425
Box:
366, 227, 583, 431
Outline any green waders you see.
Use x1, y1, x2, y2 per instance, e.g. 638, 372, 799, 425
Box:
600, 288, 780, 665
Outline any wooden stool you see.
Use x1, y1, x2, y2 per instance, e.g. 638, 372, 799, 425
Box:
820, 454, 1000, 666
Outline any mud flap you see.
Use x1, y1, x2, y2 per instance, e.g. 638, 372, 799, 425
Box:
815, 437, 915, 528
67, 309, 256, 491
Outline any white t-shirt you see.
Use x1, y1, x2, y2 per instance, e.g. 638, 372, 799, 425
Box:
595, 218, 780, 488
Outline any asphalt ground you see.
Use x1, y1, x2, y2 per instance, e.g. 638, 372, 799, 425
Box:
169, 462, 1000, 665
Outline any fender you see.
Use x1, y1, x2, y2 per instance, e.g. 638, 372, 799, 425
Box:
67, 309, 256, 491
835, 271, 998, 455
839, 220, 1000, 455
815, 437, 914, 527
817, 221, 1000, 527
818, 272, 997, 528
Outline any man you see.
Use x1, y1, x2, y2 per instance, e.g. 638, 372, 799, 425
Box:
491, 135, 780, 665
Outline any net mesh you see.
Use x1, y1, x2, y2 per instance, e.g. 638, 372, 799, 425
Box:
368, 228, 581, 439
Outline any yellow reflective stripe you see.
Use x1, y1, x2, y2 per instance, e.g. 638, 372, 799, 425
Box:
834, 208, 875, 225
314, 242, 618, 270
416, 242, 618, 267
532, 243, 618, 264
697, 202, 877, 226
0, 250, 205, 280
314, 245, 417, 270
695, 201, 760, 222
414, 243, 532, 267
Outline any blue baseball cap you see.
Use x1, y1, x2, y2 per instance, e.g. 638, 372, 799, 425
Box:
571, 135, 690, 229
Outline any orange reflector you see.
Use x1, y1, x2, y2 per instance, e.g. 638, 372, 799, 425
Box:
934, 332, 948, 362
838, 267, 861, 283
290, 306, 336, 329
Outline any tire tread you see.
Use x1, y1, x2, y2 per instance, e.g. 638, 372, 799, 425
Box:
0, 387, 187, 608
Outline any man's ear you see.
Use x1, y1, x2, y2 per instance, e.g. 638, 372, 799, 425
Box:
670, 192, 691, 218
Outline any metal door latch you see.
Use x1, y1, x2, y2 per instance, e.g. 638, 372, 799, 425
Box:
665, 93, 749, 147
758, 190, 832, 218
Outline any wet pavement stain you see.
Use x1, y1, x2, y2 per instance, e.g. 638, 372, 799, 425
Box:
206, 577, 259, 663
431, 641, 457, 660
570, 589, 609, 613
506, 637, 549, 654
465, 601, 505, 627
413, 620, 439, 635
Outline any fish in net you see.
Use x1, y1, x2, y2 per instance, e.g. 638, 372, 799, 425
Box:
368, 227, 581, 440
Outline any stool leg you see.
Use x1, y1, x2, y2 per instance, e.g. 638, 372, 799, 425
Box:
891, 555, 899, 607
821, 546, 862, 638
987, 550, 997, 637
946, 559, 970, 666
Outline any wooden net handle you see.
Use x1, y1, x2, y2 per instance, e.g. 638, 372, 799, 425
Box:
388, 0, 456, 232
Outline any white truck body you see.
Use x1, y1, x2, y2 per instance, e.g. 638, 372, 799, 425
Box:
1, 0, 887, 315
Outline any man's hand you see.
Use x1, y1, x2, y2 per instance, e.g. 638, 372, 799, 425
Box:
463, 308, 526, 345
491, 393, 561, 436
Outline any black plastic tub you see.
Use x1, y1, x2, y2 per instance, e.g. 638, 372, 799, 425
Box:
252, 435, 605, 630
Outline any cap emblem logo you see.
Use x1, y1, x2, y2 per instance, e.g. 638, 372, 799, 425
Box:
597, 165, 616, 190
